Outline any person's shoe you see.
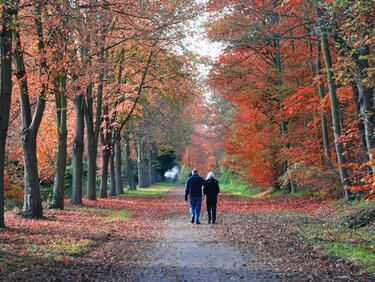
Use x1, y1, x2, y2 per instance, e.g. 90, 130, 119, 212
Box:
212, 221, 215, 224
208, 220, 211, 224
196, 221, 201, 224
191, 215, 195, 223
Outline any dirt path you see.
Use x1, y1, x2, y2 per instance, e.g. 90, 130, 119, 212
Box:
132, 185, 280, 281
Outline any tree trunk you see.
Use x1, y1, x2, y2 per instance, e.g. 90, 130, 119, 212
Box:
0, 4, 15, 228
13, 4, 45, 217
124, 133, 136, 190
71, 95, 84, 205
100, 146, 109, 198
351, 82, 369, 161
51, 75, 67, 209
272, 1, 288, 189
316, 41, 332, 167
22, 129, 43, 217
84, 39, 105, 200
355, 44, 375, 158
109, 148, 116, 196
114, 137, 123, 194
148, 147, 156, 185
314, 1, 351, 200
84, 84, 96, 200
99, 104, 110, 198
137, 136, 149, 188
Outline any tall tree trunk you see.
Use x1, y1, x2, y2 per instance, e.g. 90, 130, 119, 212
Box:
84, 37, 105, 200
109, 148, 116, 196
148, 146, 156, 185
13, 3, 45, 217
144, 146, 150, 188
355, 44, 375, 158
316, 41, 332, 167
351, 82, 369, 161
137, 136, 149, 188
71, 95, 84, 205
114, 137, 123, 194
84, 83, 97, 200
272, 1, 288, 190
314, 1, 351, 200
100, 145, 109, 198
99, 105, 110, 198
124, 133, 136, 190
51, 75, 67, 209
0, 3, 15, 228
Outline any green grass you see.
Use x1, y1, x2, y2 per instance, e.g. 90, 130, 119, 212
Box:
320, 241, 375, 273
96, 209, 132, 219
123, 182, 175, 196
289, 213, 375, 275
220, 182, 261, 198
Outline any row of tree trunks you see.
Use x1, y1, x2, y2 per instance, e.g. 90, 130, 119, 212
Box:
137, 136, 157, 188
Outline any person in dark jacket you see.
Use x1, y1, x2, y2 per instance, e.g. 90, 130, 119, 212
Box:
185, 169, 206, 224
203, 172, 220, 224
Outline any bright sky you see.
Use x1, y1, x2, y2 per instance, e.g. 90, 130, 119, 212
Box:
181, 4, 224, 79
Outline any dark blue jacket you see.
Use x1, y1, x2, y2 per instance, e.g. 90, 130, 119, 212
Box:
185, 174, 206, 200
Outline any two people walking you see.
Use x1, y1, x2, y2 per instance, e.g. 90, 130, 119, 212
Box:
184, 169, 220, 224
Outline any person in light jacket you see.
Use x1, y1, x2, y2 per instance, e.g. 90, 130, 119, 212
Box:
203, 172, 220, 224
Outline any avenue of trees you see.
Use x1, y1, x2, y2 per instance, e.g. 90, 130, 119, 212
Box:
1, 0, 375, 229
0, 0, 200, 228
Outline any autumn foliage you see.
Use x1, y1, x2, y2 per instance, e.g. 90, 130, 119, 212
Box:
198, 0, 375, 199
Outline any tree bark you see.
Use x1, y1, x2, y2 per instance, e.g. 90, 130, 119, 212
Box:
13, 3, 45, 217
137, 136, 149, 188
71, 95, 84, 205
148, 146, 156, 185
272, 1, 288, 189
355, 44, 375, 158
84, 83, 97, 200
124, 133, 136, 190
99, 105, 110, 198
114, 137, 123, 194
314, 1, 351, 200
100, 145, 109, 198
51, 75, 67, 209
352, 82, 369, 161
0, 4, 15, 228
316, 41, 332, 167
109, 148, 116, 196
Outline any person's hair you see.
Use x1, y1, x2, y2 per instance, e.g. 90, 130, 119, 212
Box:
206, 171, 215, 180
192, 169, 198, 174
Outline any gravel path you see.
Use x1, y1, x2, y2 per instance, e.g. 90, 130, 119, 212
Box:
133, 185, 280, 281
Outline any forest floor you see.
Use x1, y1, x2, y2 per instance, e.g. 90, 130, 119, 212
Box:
0, 184, 374, 281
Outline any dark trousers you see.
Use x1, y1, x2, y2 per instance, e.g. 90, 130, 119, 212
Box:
206, 202, 217, 223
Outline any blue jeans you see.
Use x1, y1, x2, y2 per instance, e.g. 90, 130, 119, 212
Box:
189, 197, 202, 223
